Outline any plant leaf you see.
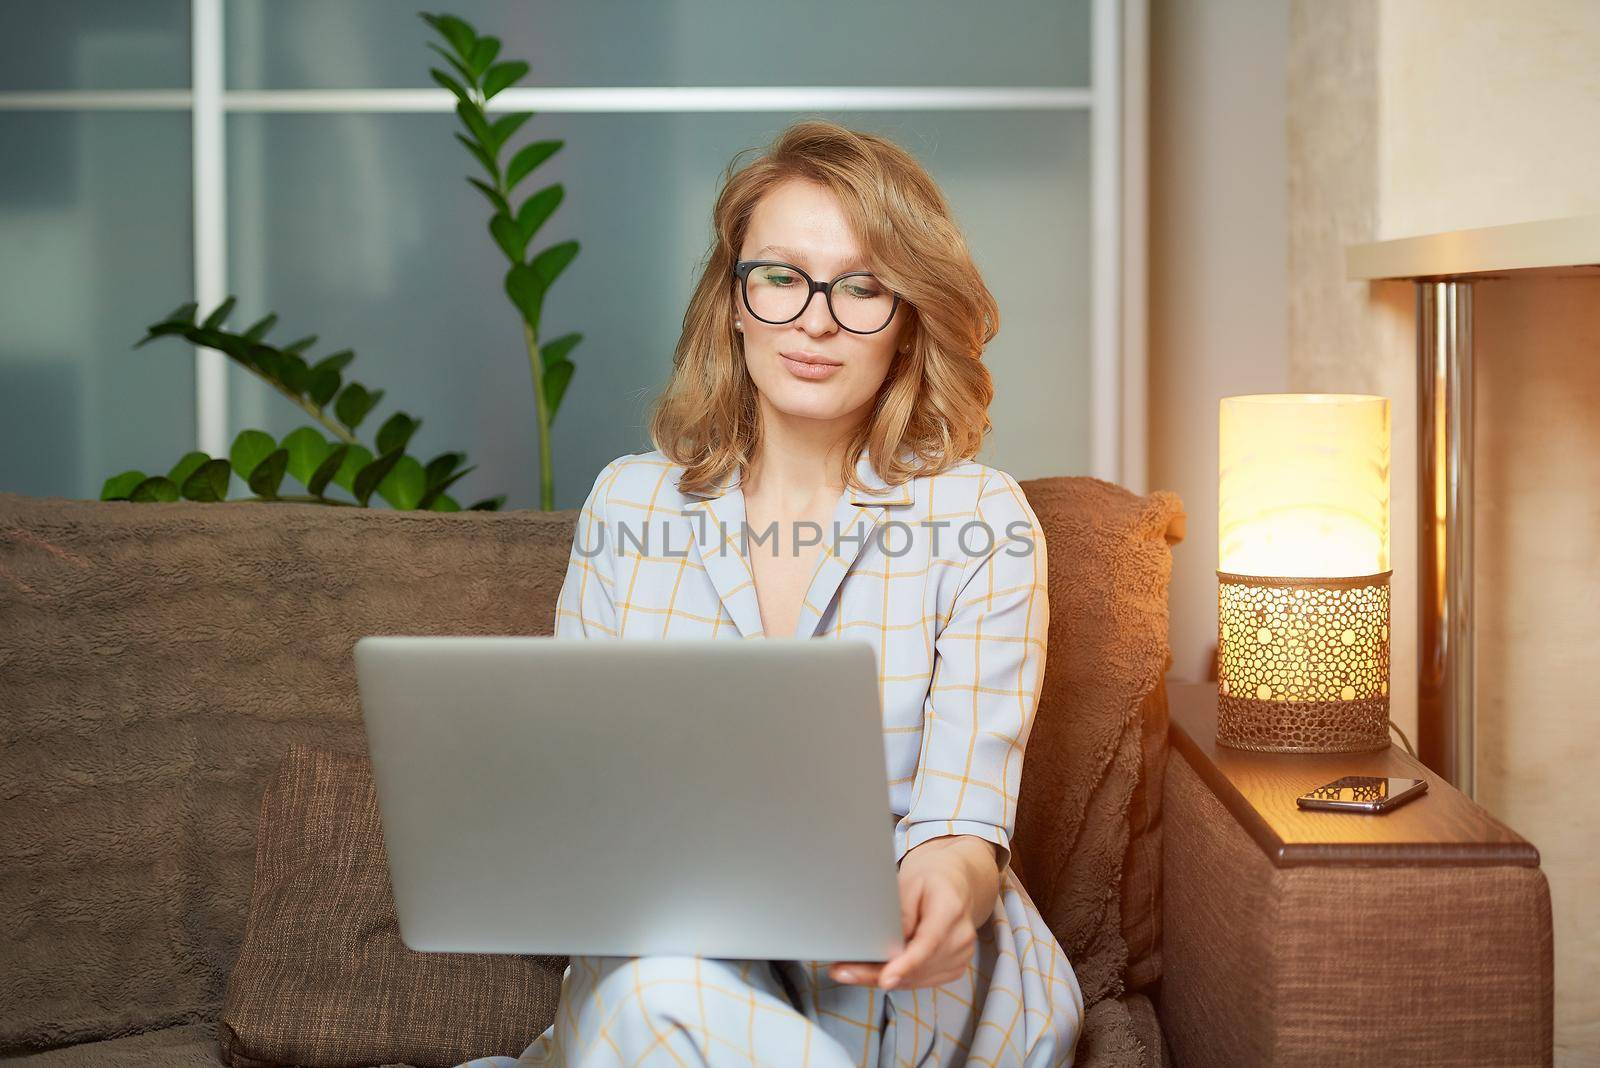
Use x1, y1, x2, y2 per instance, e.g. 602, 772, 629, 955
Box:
543, 358, 574, 420
280, 426, 331, 486
133, 321, 191, 348
229, 429, 277, 481
376, 454, 427, 510
467, 177, 510, 215
279, 352, 311, 394
503, 262, 545, 332
427, 42, 477, 88
487, 111, 530, 154
354, 448, 406, 507
454, 132, 499, 180
421, 12, 477, 59
101, 470, 147, 500
530, 239, 579, 288
181, 458, 232, 502
431, 67, 474, 107
482, 60, 529, 100
456, 100, 493, 149
242, 313, 277, 342
515, 183, 562, 244
246, 343, 281, 381
130, 475, 180, 503
335, 382, 382, 431
247, 448, 289, 498
310, 348, 355, 375
417, 463, 476, 510
423, 451, 464, 485
307, 443, 349, 497
541, 331, 581, 367
280, 335, 317, 356
469, 35, 501, 76
167, 450, 211, 486
332, 443, 374, 495
467, 495, 506, 511
201, 296, 236, 330
428, 493, 462, 512
505, 138, 562, 191
488, 211, 526, 263
190, 327, 234, 357
163, 301, 199, 324
376, 411, 421, 455
209, 330, 249, 360
308, 366, 342, 407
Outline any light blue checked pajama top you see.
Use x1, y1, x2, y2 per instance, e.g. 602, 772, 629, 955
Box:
463, 449, 1084, 1067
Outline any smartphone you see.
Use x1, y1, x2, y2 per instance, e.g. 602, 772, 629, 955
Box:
1295, 774, 1428, 813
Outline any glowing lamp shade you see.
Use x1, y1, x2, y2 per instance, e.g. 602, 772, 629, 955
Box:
1215, 394, 1393, 753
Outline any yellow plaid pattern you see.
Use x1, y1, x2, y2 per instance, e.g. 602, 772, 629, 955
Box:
462, 450, 1083, 1066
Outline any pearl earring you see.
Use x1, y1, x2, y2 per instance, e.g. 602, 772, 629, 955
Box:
734, 319, 743, 330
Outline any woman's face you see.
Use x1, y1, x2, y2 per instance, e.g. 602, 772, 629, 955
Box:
733, 178, 908, 430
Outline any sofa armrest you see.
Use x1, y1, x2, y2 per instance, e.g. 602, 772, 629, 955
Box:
1156, 683, 1553, 1067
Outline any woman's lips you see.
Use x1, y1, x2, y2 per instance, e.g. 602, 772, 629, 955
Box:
780, 351, 843, 381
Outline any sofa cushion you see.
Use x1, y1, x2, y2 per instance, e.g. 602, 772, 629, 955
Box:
1075, 993, 1165, 1068
0, 1023, 226, 1067
1012, 478, 1185, 1009
0, 494, 575, 1048
217, 743, 563, 1068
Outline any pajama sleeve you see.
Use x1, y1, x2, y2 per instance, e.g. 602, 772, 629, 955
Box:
553, 459, 622, 638
894, 470, 1050, 872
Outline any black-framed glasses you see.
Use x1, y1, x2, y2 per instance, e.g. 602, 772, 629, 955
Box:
732, 260, 903, 335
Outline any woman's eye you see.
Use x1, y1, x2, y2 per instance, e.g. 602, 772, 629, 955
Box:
842, 284, 880, 299
759, 271, 796, 286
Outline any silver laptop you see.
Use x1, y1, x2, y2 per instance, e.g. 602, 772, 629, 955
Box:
353, 635, 905, 962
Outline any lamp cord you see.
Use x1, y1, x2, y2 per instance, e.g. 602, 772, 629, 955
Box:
1387, 718, 1418, 759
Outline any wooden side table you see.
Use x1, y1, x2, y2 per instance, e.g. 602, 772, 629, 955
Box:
1167, 681, 1537, 868
1156, 680, 1553, 1066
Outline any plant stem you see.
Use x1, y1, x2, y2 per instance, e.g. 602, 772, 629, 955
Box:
270, 376, 360, 446
485, 98, 555, 513
523, 319, 554, 510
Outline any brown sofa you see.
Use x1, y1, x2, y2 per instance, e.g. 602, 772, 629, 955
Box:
0, 475, 1553, 1066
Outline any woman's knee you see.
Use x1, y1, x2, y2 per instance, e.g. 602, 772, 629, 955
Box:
583, 955, 741, 1047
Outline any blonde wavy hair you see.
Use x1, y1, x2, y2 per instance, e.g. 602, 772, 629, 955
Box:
648, 119, 1000, 496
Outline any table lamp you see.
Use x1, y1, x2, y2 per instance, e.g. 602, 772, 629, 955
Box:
1216, 393, 1392, 752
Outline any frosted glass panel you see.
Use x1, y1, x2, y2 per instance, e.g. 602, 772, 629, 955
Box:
0, 112, 194, 499
227, 0, 1091, 90
0, 1, 188, 90
226, 111, 1088, 510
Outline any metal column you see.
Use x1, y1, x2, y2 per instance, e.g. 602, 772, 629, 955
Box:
1416, 281, 1475, 796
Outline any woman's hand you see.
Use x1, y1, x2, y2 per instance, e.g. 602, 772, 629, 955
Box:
828, 835, 1001, 991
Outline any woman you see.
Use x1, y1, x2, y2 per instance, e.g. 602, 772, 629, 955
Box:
471, 119, 1083, 1066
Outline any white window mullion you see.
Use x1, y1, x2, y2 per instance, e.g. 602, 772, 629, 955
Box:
218, 85, 1092, 113
1120, 0, 1149, 495
1091, 0, 1123, 485
0, 91, 191, 110
192, 0, 229, 459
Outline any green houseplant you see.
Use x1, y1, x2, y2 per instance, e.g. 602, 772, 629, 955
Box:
104, 299, 504, 511
423, 9, 582, 510
101, 10, 581, 511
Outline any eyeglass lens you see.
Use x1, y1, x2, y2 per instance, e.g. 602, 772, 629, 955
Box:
743, 264, 896, 333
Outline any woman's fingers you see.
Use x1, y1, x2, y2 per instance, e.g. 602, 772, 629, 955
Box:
880, 882, 964, 988
830, 868, 979, 990
831, 909, 974, 989
829, 961, 885, 984
898, 869, 925, 941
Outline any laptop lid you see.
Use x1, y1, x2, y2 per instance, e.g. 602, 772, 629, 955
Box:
354, 635, 904, 962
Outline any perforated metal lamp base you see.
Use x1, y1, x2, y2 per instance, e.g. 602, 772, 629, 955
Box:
1215, 569, 1393, 753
